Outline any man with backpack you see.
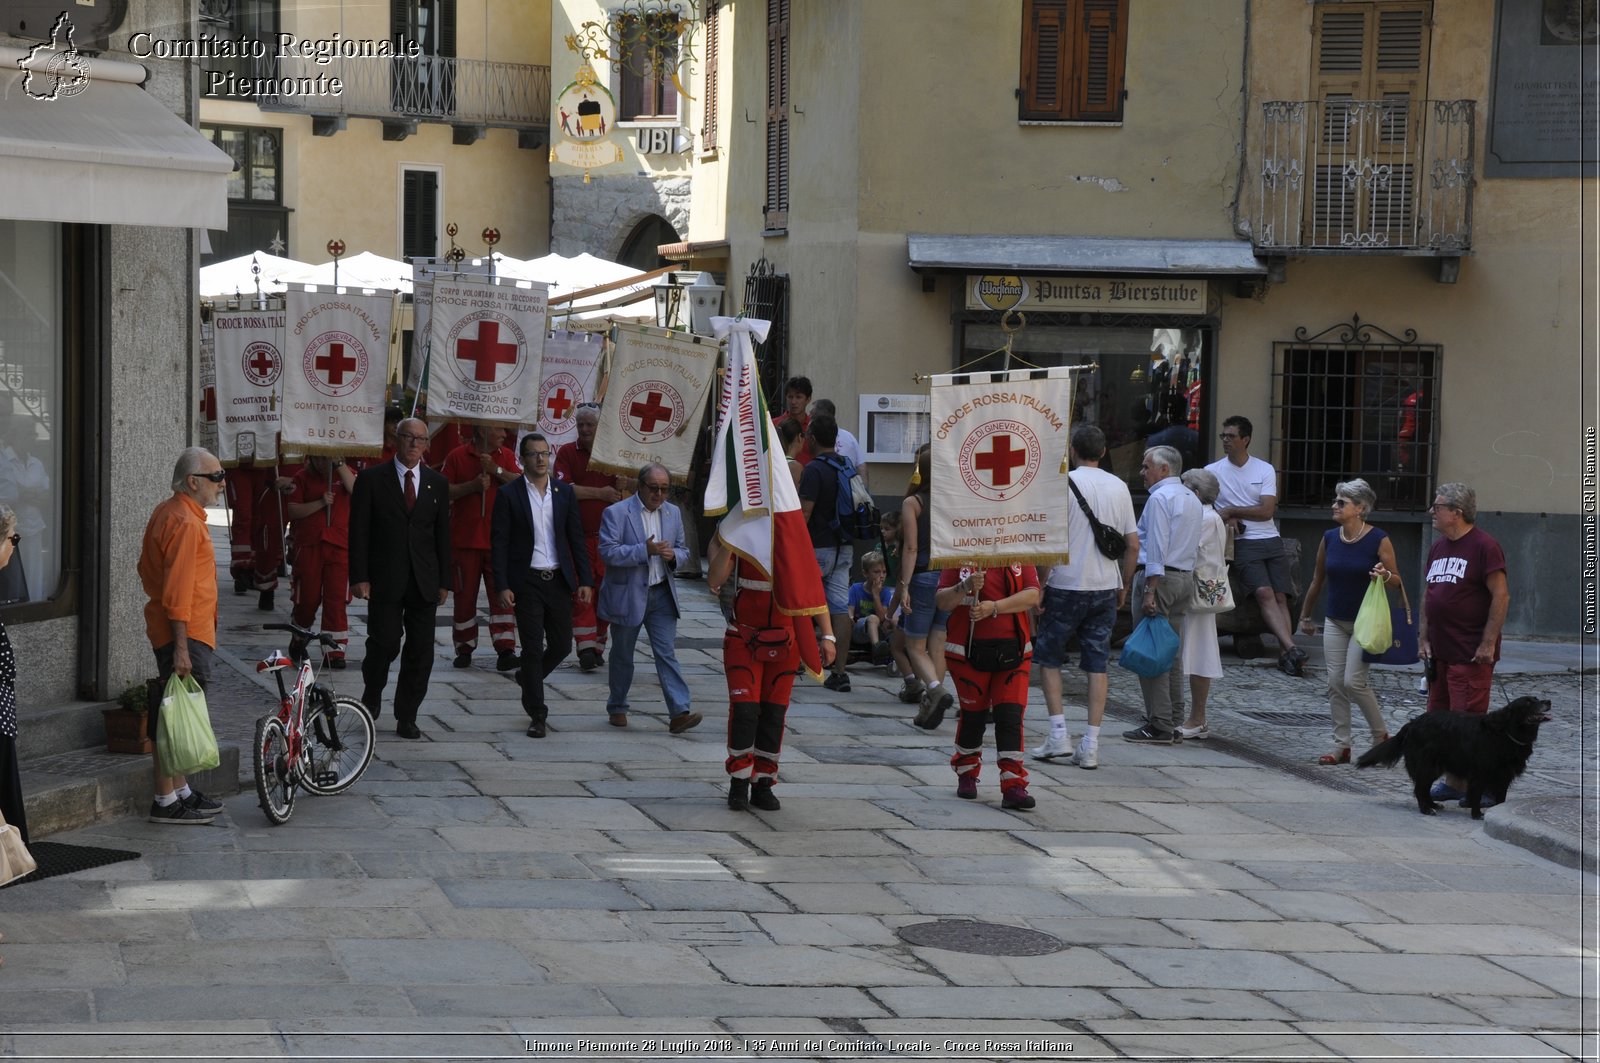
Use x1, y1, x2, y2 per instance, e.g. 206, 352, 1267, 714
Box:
799, 414, 863, 692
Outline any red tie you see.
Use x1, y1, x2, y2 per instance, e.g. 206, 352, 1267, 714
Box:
404, 469, 416, 511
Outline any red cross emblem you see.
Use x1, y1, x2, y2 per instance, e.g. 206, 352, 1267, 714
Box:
959, 419, 1042, 502
618, 380, 685, 444
316, 343, 357, 386
630, 391, 673, 433
455, 320, 520, 383
546, 387, 573, 421
974, 433, 1027, 487
240, 341, 282, 387
302, 331, 368, 398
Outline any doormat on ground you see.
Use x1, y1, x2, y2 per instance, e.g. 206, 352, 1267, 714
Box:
2, 841, 140, 888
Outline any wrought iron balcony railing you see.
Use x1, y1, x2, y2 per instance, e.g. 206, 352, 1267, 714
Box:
206, 53, 551, 131
1252, 98, 1474, 254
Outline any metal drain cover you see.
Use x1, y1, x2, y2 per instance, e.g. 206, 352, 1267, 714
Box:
897, 920, 1065, 956
1237, 710, 1329, 726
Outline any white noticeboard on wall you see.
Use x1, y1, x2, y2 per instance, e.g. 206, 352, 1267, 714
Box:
859, 394, 931, 464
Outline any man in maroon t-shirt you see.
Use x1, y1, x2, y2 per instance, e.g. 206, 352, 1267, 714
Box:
1418, 481, 1510, 800
553, 405, 626, 670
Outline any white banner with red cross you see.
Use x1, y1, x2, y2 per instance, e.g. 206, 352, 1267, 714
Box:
426, 276, 550, 429
590, 323, 720, 484
536, 330, 604, 447
280, 290, 393, 457
928, 367, 1075, 569
210, 308, 286, 465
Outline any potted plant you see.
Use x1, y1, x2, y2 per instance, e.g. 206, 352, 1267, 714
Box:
103, 679, 160, 754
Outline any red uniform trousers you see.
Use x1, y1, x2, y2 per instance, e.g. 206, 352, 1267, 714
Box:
227, 466, 285, 591
722, 599, 801, 786
572, 536, 608, 656
947, 657, 1030, 796
290, 540, 349, 660
452, 547, 516, 654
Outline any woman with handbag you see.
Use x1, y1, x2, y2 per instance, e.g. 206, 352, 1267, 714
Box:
1297, 478, 1399, 764
1177, 470, 1232, 740
934, 562, 1042, 810
0, 504, 27, 845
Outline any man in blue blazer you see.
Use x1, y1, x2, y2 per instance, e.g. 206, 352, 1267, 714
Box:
597, 463, 699, 733
491, 433, 592, 737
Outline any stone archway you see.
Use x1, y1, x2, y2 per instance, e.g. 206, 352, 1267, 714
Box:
616, 214, 681, 272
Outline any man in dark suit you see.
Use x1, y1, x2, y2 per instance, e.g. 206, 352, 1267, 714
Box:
491, 432, 593, 737
350, 416, 452, 739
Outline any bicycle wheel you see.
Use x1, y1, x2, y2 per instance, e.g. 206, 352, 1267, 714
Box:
299, 695, 376, 796
253, 715, 296, 824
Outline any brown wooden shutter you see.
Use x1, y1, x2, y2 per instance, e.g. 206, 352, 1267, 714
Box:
703, 0, 720, 150
1019, 0, 1069, 120
764, 0, 790, 230
1073, 0, 1126, 120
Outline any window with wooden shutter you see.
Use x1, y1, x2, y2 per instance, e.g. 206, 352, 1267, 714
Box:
620, 13, 681, 121
402, 168, 440, 261
1019, 0, 1127, 122
702, 0, 720, 152
764, 0, 790, 231
1307, 1, 1430, 247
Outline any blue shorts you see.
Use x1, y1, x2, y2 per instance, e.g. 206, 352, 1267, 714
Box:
901, 569, 950, 639
1032, 586, 1118, 672
815, 545, 853, 614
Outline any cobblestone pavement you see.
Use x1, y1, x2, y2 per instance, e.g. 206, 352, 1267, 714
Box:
0, 512, 1593, 1061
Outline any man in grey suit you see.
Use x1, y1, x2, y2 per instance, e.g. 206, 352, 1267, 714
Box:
350, 417, 452, 740
597, 463, 699, 733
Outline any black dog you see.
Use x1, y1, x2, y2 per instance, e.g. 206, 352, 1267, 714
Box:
1355, 696, 1551, 818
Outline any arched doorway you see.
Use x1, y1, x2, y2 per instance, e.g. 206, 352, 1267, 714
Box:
617, 215, 680, 272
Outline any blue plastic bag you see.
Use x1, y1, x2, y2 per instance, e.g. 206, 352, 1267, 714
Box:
1119, 614, 1180, 678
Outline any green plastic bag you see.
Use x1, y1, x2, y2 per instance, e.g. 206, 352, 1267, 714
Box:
157, 673, 220, 778
1352, 576, 1393, 656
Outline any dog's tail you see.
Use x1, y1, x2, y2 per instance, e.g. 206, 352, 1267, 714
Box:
1355, 729, 1405, 769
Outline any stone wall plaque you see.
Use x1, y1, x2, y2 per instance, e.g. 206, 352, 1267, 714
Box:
1486, 0, 1600, 177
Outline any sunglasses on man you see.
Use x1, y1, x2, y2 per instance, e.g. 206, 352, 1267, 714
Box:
193, 470, 228, 483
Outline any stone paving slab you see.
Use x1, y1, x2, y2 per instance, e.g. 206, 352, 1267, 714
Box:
6, 558, 1591, 1053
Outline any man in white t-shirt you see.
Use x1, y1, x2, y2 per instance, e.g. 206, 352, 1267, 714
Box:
1204, 414, 1305, 677
1030, 426, 1139, 769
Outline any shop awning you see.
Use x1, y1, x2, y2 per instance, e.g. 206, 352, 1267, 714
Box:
0, 46, 233, 229
907, 234, 1267, 276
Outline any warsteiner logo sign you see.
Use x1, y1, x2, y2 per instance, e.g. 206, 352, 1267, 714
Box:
958, 419, 1042, 502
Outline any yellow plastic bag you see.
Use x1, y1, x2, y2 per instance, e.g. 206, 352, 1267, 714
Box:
1352, 576, 1394, 656
157, 673, 220, 778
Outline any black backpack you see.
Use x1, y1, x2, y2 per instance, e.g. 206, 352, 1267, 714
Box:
818, 453, 879, 541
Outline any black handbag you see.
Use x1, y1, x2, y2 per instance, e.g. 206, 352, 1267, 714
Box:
1069, 479, 1127, 561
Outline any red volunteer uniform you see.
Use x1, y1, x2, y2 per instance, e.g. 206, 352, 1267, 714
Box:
442, 441, 521, 659
288, 462, 351, 660
553, 439, 615, 660
939, 564, 1040, 797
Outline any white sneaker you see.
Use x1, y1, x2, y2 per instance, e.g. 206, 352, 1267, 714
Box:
1074, 738, 1099, 769
1177, 724, 1211, 740
1031, 732, 1074, 761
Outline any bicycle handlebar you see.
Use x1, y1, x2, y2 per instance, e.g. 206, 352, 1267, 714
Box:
262, 622, 339, 647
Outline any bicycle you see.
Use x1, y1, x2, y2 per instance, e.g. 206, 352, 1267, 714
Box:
253, 622, 376, 825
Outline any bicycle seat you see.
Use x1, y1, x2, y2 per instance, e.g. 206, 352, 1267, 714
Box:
256, 651, 295, 674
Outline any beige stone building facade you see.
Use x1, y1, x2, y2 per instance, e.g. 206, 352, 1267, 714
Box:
604, 0, 1592, 638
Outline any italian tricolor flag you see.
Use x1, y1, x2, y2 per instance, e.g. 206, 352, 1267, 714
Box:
705, 316, 828, 678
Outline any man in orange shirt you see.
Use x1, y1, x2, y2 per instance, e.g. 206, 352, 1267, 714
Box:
138, 447, 228, 825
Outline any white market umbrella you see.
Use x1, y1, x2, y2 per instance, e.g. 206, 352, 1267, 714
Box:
281, 251, 414, 295
199, 251, 314, 300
